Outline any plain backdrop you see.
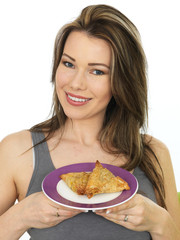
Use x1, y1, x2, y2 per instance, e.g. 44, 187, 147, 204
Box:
0, 0, 179, 239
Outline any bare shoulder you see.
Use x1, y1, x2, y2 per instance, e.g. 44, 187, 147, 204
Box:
144, 134, 168, 150
0, 130, 32, 156
0, 130, 33, 181
0, 131, 33, 212
144, 134, 174, 188
144, 134, 170, 166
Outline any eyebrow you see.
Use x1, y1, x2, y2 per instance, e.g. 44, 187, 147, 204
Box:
62, 53, 75, 62
62, 53, 110, 69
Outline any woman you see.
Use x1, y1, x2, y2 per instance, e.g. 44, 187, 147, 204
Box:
0, 4, 179, 240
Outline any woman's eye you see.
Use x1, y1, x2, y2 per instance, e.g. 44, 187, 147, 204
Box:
92, 70, 104, 75
63, 61, 74, 68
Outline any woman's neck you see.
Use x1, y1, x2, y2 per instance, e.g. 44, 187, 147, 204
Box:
62, 118, 103, 146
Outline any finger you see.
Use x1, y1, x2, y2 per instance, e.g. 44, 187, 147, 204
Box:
97, 212, 129, 225
50, 209, 82, 226
106, 213, 130, 222
99, 212, 135, 229
95, 204, 131, 215
56, 208, 82, 217
112, 207, 137, 216
107, 201, 134, 213
96, 208, 134, 222
103, 211, 143, 228
96, 211, 123, 222
102, 195, 140, 214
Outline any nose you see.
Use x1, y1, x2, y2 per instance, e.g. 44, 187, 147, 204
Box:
69, 70, 87, 90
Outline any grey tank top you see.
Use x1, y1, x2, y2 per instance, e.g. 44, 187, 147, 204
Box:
26, 131, 156, 240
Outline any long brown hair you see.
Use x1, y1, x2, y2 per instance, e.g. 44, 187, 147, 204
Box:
31, 4, 166, 208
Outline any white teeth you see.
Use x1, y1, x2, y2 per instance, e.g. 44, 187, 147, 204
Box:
68, 94, 89, 102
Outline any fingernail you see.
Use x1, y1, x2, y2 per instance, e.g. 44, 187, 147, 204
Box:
106, 210, 110, 214
96, 210, 103, 213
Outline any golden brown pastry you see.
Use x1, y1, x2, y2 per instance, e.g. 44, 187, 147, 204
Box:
85, 160, 130, 198
60, 172, 91, 195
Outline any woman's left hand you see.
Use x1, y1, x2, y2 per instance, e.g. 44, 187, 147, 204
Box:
95, 193, 166, 234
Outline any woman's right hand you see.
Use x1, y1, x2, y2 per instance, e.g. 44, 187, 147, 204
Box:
20, 192, 82, 229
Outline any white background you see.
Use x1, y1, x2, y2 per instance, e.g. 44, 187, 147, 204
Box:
0, 0, 179, 239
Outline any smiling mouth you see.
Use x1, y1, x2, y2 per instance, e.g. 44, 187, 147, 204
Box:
66, 93, 91, 103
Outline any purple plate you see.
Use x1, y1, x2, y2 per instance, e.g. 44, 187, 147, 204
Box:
42, 162, 138, 210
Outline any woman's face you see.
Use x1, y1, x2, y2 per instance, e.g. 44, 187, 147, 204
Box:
55, 31, 112, 122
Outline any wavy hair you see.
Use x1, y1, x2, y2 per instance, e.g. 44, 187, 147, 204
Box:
31, 4, 166, 208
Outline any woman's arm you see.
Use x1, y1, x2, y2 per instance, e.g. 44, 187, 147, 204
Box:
149, 137, 180, 239
96, 136, 180, 239
0, 201, 28, 239
0, 132, 82, 240
0, 133, 27, 239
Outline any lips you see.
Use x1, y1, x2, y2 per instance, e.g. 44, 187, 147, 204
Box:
65, 92, 92, 106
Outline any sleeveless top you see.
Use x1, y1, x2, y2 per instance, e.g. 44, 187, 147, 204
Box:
26, 131, 156, 240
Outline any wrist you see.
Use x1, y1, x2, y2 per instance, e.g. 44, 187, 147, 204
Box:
14, 199, 31, 232
150, 208, 179, 240
150, 207, 167, 237
9, 201, 29, 234
0, 202, 28, 240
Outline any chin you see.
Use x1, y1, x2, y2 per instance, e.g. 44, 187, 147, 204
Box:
63, 110, 87, 121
